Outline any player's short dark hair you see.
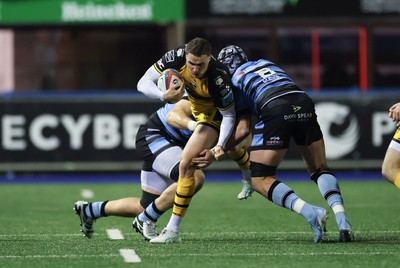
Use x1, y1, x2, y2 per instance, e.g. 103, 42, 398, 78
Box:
185, 37, 212, 57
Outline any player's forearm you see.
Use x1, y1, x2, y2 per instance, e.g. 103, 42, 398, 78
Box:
166, 110, 195, 130
137, 66, 165, 101
217, 106, 236, 148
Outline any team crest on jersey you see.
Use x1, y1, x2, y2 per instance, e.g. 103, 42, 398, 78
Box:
165, 50, 175, 62
189, 81, 197, 89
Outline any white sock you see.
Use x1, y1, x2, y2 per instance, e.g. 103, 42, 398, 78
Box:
166, 214, 182, 233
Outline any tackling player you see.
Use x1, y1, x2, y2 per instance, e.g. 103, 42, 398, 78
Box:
214, 45, 354, 243
74, 95, 252, 240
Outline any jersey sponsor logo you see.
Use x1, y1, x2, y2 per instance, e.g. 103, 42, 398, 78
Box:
164, 50, 175, 63
157, 59, 165, 69
266, 136, 283, 146
221, 90, 234, 106
283, 113, 312, 120
315, 102, 360, 160
189, 81, 197, 89
177, 48, 184, 57
215, 76, 224, 87
292, 105, 301, 112
221, 85, 231, 96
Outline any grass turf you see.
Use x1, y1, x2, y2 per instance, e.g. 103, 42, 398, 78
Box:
1, 179, 400, 267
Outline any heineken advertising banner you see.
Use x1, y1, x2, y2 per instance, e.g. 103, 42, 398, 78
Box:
0, 0, 184, 25
0, 92, 397, 172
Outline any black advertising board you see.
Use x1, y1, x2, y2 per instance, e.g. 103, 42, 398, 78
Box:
187, 0, 400, 19
0, 91, 397, 171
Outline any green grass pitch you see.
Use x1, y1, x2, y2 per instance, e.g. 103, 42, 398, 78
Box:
1, 178, 400, 267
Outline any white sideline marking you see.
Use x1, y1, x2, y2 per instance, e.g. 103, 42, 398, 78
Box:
80, 189, 94, 199
107, 229, 124, 240
119, 249, 141, 263
0, 251, 395, 260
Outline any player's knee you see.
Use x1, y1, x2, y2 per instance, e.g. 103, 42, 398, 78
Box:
140, 190, 160, 209
250, 161, 277, 177
310, 167, 334, 183
170, 163, 180, 182
381, 163, 396, 183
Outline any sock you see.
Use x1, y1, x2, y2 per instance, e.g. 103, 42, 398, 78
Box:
230, 148, 250, 170
269, 180, 300, 210
166, 214, 182, 233
138, 202, 163, 222
241, 169, 251, 183
84, 201, 107, 219
315, 173, 343, 208
269, 181, 316, 222
394, 173, 400, 188
172, 177, 195, 217
314, 173, 348, 225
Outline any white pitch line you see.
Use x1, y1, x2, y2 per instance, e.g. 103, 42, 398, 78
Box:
107, 229, 124, 240
0, 251, 396, 260
119, 249, 141, 263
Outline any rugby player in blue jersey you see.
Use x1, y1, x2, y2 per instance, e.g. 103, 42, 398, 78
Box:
214, 45, 354, 243
74, 94, 252, 240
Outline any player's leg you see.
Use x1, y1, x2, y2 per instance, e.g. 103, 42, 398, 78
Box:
151, 124, 218, 243
298, 137, 354, 242
132, 143, 183, 240
249, 98, 327, 243
229, 135, 253, 199
74, 168, 171, 239
250, 149, 327, 243
382, 129, 400, 187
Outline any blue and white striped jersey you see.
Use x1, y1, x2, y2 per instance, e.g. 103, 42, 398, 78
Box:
232, 59, 303, 114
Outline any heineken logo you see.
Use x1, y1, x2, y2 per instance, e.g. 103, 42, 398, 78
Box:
62, 1, 153, 22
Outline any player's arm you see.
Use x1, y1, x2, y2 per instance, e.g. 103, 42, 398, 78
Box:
213, 104, 236, 159
225, 113, 251, 152
137, 65, 165, 101
389, 102, 400, 125
137, 65, 184, 103
192, 113, 250, 168
166, 98, 198, 131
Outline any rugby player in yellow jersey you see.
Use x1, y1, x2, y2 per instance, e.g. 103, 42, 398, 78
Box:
382, 102, 400, 188
137, 37, 246, 243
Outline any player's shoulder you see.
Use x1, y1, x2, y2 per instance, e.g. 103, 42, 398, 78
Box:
208, 58, 231, 78
155, 45, 186, 72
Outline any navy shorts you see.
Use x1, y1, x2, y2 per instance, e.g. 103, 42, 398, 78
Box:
250, 93, 323, 151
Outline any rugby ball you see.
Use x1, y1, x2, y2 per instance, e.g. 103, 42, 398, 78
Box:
157, 69, 183, 92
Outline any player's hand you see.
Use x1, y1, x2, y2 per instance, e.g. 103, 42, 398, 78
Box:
191, 149, 215, 169
211, 145, 227, 161
163, 83, 185, 103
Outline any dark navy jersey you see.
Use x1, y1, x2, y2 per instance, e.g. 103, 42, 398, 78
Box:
232, 59, 304, 114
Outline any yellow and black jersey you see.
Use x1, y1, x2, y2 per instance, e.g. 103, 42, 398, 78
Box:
154, 45, 234, 126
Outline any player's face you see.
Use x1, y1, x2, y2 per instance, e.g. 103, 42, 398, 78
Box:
186, 53, 210, 78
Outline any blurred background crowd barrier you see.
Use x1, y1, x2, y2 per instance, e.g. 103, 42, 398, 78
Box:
0, 0, 399, 172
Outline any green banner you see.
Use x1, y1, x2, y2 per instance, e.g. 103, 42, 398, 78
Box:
0, 0, 184, 25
